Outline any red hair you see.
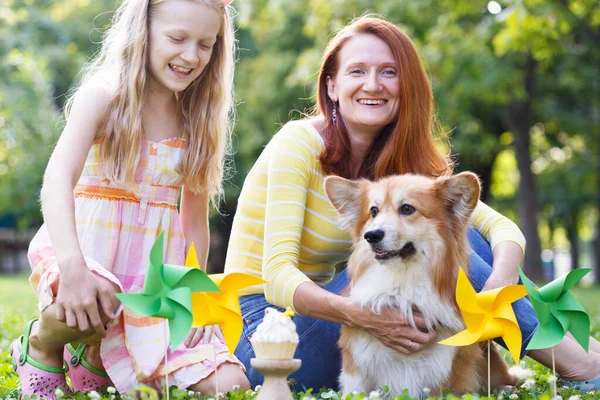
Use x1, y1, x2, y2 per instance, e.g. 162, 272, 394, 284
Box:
315, 16, 453, 179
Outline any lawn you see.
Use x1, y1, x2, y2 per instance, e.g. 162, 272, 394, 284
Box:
1, 273, 600, 399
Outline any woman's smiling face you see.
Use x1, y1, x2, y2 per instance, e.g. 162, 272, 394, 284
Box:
327, 33, 400, 136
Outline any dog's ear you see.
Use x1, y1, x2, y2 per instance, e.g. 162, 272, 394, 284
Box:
324, 176, 362, 229
434, 172, 481, 225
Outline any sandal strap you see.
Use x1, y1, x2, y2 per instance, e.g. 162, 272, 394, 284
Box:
17, 319, 65, 374
66, 343, 109, 377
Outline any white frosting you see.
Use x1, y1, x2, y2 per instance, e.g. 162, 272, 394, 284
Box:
251, 308, 299, 343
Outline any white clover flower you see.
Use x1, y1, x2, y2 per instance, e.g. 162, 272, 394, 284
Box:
423, 387, 431, 395
548, 375, 558, 383
233, 384, 240, 391
568, 395, 581, 400
509, 394, 519, 399
369, 391, 381, 399
588, 390, 596, 396
521, 378, 536, 390
110, 395, 116, 400
54, 387, 64, 398
107, 386, 117, 394
552, 396, 562, 400
188, 390, 195, 396
255, 384, 262, 392
89, 390, 102, 400
352, 391, 359, 396
215, 392, 224, 399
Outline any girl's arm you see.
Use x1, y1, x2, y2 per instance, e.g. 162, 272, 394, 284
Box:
180, 187, 210, 270
470, 201, 526, 291
42, 83, 117, 336
180, 187, 214, 347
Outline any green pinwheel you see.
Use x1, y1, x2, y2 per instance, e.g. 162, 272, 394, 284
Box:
116, 233, 220, 350
519, 267, 592, 352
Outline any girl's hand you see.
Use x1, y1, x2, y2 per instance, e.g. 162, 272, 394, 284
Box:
184, 325, 224, 348
355, 306, 437, 355
56, 261, 119, 337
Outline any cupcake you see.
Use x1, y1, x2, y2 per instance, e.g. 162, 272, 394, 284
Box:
251, 307, 299, 360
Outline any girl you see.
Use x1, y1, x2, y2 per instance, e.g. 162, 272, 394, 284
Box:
10, 0, 250, 398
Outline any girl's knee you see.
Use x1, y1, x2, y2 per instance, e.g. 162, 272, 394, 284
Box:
190, 363, 250, 394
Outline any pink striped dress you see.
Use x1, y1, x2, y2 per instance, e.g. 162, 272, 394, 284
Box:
28, 138, 242, 394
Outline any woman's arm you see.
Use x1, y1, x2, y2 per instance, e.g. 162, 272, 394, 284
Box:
42, 83, 117, 335
471, 201, 526, 291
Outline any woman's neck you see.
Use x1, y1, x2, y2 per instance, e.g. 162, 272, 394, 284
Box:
346, 126, 379, 177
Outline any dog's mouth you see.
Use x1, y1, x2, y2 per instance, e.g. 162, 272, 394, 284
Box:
373, 242, 416, 261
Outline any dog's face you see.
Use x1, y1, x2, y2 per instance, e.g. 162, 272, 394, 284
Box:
325, 173, 481, 280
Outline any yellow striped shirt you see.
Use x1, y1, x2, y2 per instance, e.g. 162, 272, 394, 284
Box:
224, 120, 526, 310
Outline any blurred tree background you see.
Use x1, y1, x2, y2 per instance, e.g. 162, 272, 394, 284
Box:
1, 0, 599, 281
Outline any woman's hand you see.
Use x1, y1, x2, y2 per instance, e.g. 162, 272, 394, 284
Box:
56, 260, 119, 337
354, 306, 437, 355
184, 325, 225, 348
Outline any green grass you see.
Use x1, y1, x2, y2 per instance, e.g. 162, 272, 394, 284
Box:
1, 273, 600, 399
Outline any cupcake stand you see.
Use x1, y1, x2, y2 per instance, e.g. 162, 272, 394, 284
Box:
251, 358, 302, 400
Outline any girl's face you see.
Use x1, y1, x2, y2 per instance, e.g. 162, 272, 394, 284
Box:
147, 0, 221, 94
326, 34, 400, 137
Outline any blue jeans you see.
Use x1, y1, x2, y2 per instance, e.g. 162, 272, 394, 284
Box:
234, 229, 539, 391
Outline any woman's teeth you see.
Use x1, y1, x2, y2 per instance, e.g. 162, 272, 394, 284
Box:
358, 99, 387, 105
169, 64, 193, 75
358, 99, 386, 105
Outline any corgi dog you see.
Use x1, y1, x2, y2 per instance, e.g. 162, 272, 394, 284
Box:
324, 172, 517, 399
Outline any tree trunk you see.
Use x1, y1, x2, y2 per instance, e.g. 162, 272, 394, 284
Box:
208, 202, 237, 274
565, 214, 579, 271
506, 55, 545, 281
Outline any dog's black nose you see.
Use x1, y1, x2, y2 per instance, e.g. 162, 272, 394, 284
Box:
364, 229, 385, 243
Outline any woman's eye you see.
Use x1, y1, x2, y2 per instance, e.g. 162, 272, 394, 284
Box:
370, 206, 379, 218
383, 69, 397, 76
350, 69, 363, 75
199, 43, 213, 50
399, 204, 415, 215
169, 36, 184, 43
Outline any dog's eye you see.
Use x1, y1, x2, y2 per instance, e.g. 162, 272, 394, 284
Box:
370, 206, 378, 218
399, 204, 415, 215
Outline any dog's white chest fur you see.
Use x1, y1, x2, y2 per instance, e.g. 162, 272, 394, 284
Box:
341, 262, 464, 399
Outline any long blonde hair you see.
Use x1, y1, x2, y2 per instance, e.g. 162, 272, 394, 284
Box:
66, 0, 235, 202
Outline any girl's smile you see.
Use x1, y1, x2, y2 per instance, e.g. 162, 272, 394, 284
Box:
148, 0, 221, 94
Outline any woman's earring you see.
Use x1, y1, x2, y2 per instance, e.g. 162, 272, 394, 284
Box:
332, 102, 337, 125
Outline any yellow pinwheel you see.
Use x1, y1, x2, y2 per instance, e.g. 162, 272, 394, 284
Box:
185, 244, 265, 353
439, 267, 528, 362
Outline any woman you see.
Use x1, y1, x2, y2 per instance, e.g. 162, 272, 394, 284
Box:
225, 16, 600, 391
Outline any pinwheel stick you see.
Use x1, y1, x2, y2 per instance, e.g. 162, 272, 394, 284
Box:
487, 340, 491, 398
552, 347, 556, 398
165, 323, 170, 400
213, 329, 219, 396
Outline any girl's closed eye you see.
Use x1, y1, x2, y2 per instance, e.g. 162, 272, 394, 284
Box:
168, 36, 184, 44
